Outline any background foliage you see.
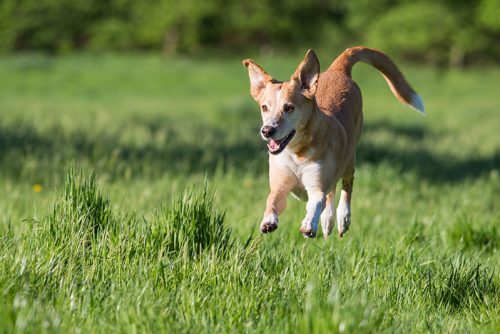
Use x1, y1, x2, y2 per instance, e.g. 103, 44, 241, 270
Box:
1, 0, 499, 66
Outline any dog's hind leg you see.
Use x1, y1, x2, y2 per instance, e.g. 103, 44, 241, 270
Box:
337, 160, 354, 237
320, 191, 335, 239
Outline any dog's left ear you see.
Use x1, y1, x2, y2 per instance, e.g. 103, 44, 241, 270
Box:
291, 49, 320, 99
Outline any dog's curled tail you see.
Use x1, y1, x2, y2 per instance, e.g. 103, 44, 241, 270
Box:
329, 46, 425, 115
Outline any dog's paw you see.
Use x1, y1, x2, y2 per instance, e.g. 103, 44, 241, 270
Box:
260, 214, 279, 233
320, 208, 334, 239
300, 218, 317, 238
336, 204, 351, 237
299, 225, 317, 238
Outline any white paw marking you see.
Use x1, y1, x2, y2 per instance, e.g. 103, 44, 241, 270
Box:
301, 211, 323, 238
260, 213, 279, 233
320, 205, 334, 238
300, 218, 317, 238
336, 202, 351, 237
300, 192, 326, 238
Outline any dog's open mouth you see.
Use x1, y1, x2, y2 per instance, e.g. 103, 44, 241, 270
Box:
267, 130, 296, 155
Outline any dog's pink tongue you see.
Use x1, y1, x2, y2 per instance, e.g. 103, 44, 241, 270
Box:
268, 139, 279, 151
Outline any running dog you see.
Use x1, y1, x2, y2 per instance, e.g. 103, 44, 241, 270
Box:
242, 46, 424, 238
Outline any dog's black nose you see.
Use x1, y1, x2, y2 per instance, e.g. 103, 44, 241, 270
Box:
261, 126, 276, 138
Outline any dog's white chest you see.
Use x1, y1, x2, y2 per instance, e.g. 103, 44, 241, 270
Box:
273, 150, 304, 175
273, 149, 321, 181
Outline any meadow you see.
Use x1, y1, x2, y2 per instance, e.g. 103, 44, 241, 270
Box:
0, 53, 499, 333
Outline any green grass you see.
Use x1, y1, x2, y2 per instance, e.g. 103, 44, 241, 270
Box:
0, 53, 499, 333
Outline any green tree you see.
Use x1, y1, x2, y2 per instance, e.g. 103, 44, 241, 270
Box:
0, 0, 498, 65
478, 0, 500, 32
348, 0, 495, 66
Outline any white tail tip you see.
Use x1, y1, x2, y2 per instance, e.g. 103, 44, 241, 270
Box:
410, 94, 425, 115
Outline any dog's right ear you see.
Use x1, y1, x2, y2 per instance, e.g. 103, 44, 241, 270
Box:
242, 59, 272, 101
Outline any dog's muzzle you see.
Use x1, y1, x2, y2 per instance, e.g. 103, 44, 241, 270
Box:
267, 130, 296, 155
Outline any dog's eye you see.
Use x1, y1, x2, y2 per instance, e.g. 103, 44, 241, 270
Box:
284, 104, 295, 113
261, 105, 268, 112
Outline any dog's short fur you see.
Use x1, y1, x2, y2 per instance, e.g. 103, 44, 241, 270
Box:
243, 46, 424, 238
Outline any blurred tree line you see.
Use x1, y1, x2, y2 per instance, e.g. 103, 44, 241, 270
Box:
1, 0, 499, 66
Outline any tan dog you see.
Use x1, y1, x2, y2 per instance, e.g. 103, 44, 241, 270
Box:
243, 46, 424, 238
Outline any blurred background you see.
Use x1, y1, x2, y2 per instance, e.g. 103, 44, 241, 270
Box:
1, 0, 499, 66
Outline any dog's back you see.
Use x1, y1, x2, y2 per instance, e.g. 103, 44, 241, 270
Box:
316, 46, 425, 148
316, 68, 363, 149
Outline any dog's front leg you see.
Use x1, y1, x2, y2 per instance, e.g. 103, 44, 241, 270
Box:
260, 191, 287, 233
260, 168, 295, 234
299, 187, 327, 238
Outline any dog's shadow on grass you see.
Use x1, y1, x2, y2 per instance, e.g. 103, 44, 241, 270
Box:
0, 118, 268, 181
0, 118, 497, 184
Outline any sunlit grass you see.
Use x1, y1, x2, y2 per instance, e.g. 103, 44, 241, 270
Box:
0, 53, 498, 332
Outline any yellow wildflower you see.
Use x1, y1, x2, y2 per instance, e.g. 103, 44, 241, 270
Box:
243, 178, 254, 187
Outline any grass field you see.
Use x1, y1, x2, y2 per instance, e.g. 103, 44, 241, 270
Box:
0, 53, 499, 333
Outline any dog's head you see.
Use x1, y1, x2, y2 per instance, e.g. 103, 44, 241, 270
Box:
243, 50, 320, 155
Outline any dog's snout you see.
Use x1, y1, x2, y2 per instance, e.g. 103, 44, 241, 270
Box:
261, 126, 276, 138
